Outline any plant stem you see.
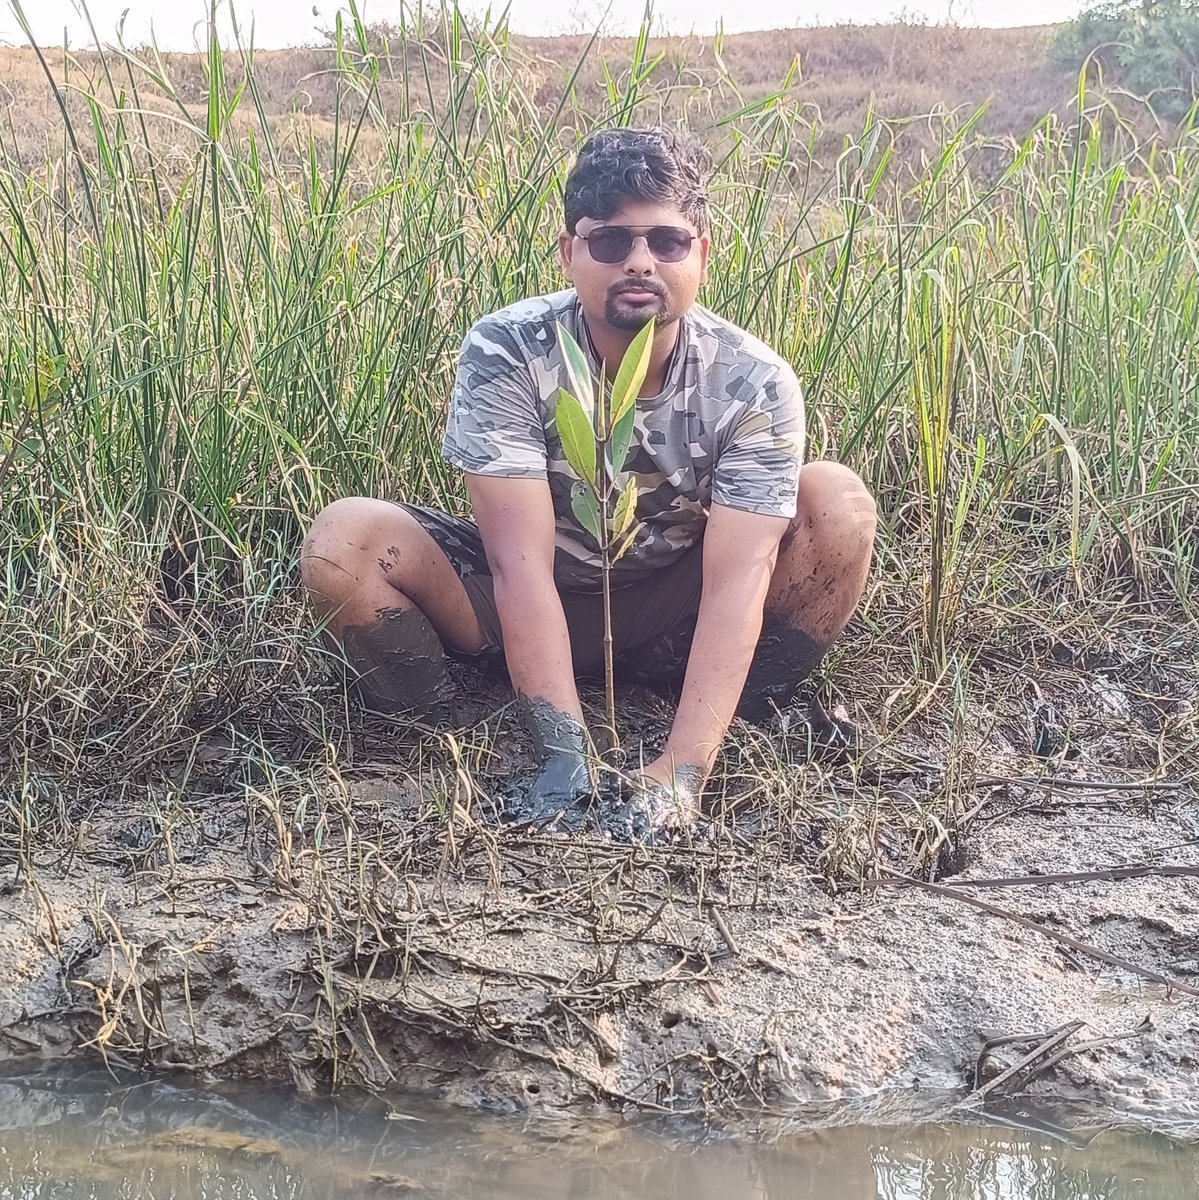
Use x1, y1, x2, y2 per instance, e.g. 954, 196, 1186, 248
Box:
598, 422, 618, 756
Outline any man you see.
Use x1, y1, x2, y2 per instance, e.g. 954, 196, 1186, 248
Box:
301, 127, 877, 834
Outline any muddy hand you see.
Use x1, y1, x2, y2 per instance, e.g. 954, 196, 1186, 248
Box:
505, 695, 595, 825
523, 751, 594, 820
605, 763, 703, 843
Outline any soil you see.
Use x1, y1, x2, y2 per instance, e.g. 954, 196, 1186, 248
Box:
1, 665, 1197, 1140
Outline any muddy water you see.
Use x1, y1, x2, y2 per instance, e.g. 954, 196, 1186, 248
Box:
0, 1066, 1193, 1199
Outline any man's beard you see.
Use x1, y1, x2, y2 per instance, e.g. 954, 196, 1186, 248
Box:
605, 284, 671, 331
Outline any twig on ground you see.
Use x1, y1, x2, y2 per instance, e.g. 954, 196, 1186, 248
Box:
708, 904, 739, 957
972, 1021, 1085, 1098
872, 863, 1199, 889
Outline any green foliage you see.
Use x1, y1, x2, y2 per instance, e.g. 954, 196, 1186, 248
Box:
1052, 0, 1199, 116
554, 319, 653, 546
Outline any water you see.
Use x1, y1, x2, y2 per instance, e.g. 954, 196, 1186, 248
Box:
0, 1066, 1193, 1199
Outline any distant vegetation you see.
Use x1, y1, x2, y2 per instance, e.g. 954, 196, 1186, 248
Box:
1053, 0, 1199, 116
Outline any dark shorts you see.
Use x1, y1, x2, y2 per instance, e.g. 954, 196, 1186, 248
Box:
395, 503, 702, 684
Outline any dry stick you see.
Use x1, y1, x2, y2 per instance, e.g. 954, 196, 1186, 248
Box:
708, 903, 739, 957
876, 867, 1199, 998
1024, 1020, 1154, 1086
974, 773, 1183, 794
972, 1021, 1085, 1100
873, 864, 1199, 890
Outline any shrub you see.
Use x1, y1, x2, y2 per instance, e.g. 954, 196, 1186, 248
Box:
1052, 0, 1199, 116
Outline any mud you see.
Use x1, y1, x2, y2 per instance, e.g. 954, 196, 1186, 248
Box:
2, 637, 1198, 1137
341, 605, 453, 721
1, 765, 1196, 1134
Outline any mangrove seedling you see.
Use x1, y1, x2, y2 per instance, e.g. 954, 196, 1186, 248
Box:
554, 318, 655, 753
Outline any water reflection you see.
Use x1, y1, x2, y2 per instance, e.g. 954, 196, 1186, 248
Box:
0, 1066, 1192, 1199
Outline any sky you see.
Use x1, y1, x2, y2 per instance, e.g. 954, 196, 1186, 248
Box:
1, 0, 1085, 49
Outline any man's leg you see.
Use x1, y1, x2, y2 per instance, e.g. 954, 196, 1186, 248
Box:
300, 498, 490, 720
738, 461, 877, 723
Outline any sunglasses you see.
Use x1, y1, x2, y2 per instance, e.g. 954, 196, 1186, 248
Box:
576, 224, 696, 265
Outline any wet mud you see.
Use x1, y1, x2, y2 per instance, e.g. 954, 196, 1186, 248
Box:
2, 787, 1196, 1134
341, 605, 454, 722
3, 636, 1198, 1136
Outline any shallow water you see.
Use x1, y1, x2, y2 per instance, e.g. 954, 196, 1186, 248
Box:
0, 1066, 1193, 1199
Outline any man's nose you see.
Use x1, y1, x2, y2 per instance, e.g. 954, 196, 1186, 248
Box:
623, 235, 656, 273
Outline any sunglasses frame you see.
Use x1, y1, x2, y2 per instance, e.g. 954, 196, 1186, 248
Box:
576, 224, 697, 265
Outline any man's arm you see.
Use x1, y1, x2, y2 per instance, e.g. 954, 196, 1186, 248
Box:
467, 473, 593, 813
637, 503, 789, 821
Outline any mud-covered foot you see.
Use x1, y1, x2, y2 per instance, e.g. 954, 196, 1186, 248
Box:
775, 694, 871, 764
807, 695, 860, 758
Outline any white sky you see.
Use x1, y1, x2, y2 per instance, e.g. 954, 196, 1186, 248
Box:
2, 0, 1085, 50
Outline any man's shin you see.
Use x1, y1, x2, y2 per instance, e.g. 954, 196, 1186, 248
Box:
341, 605, 454, 724
735, 620, 828, 725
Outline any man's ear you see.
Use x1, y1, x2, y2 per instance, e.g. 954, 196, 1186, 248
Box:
698, 234, 712, 287
558, 231, 574, 278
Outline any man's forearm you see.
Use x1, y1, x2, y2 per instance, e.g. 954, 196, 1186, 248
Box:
663, 566, 773, 773
492, 568, 582, 722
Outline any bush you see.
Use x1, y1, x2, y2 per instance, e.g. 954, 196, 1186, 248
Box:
1052, 0, 1199, 116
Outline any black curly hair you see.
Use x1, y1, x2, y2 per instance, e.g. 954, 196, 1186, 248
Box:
563, 127, 710, 235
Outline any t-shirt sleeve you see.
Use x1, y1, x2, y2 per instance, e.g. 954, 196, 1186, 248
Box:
442, 315, 548, 478
711, 363, 805, 518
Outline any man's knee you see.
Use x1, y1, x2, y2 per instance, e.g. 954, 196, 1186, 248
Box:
792, 461, 877, 542
300, 496, 379, 598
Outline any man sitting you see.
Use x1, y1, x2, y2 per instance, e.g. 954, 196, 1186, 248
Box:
301, 126, 877, 834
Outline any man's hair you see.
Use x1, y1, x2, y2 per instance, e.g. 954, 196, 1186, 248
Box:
563, 127, 710, 235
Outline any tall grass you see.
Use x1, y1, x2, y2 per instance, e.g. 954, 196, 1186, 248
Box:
1, 2, 1197, 860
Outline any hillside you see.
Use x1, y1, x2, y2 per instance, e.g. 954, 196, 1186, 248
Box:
0, 22, 1097, 177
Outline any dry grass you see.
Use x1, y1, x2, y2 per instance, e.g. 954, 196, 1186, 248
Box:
0, 22, 1158, 181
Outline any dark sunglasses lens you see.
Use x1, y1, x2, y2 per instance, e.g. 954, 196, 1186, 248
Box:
588, 228, 634, 263
647, 227, 693, 261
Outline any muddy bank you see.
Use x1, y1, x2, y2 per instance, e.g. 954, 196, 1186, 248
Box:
1, 757, 1196, 1135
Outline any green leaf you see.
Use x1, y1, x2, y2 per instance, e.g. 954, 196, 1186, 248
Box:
609, 402, 637, 476
555, 389, 597, 485
610, 320, 655, 427
570, 482, 602, 542
613, 476, 639, 538
556, 322, 595, 416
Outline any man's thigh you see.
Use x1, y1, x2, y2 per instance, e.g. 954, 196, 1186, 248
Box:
387, 502, 508, 671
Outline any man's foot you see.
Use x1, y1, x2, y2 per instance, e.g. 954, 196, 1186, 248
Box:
771, 693, 880, 769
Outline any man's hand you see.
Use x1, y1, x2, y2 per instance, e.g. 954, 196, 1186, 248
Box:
606, 755, 705, 841
468, 474, 594, 823
527, 751, 594, 812
516, 695, 596, 823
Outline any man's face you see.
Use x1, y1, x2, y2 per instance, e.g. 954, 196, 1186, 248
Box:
558, 198, 710, 337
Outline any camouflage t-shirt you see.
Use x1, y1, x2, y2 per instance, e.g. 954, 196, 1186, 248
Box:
443, 289, 804, 593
